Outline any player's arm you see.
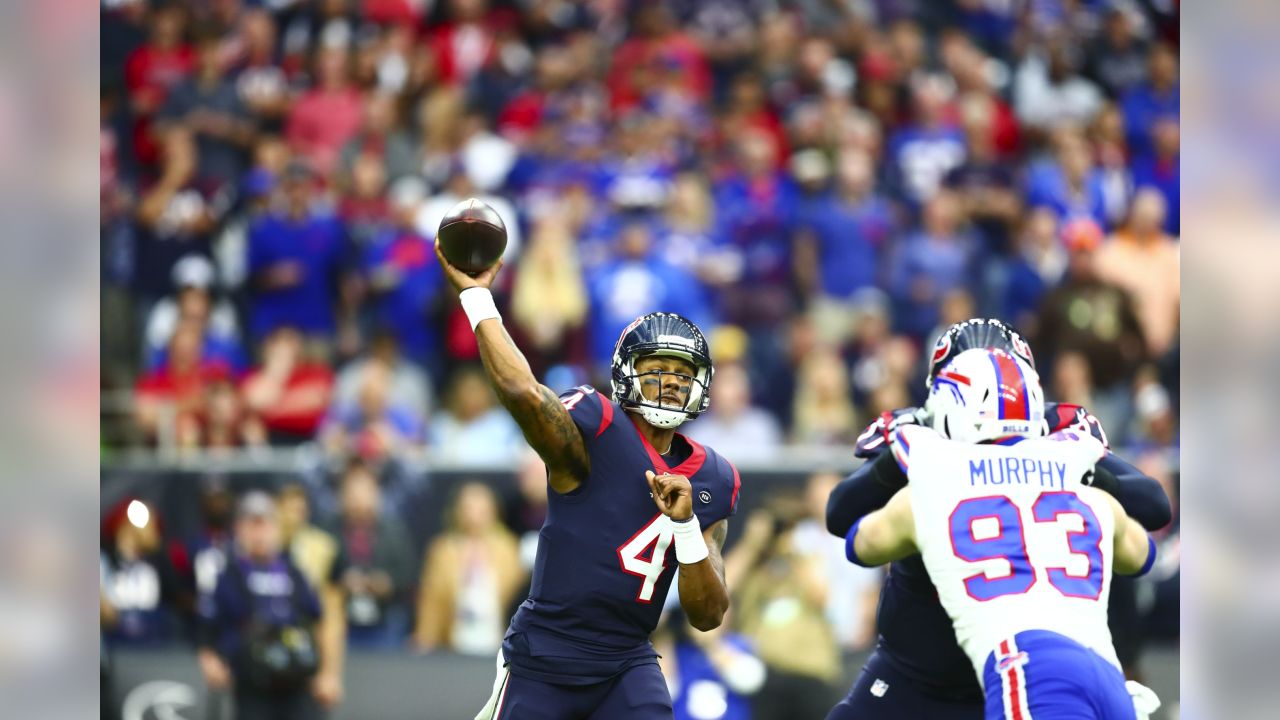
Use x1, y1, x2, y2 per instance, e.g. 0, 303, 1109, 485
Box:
1101, 492, 1157, 576
847, 487, 918, 568
648, 471, 730, 632
435, 247, 589, 493
1094, 453, 1172, 531
826, 449, 908, 537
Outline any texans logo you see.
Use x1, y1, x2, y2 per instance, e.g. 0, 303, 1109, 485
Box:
1010, 333, 1034, 366
931, 333, 953, 366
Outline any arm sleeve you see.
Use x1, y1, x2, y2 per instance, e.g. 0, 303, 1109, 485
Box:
1098, 452, 1172, 531
825, 450, 909, 537
559, 386, 611, 441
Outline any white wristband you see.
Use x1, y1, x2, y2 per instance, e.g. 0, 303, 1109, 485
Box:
459, 287, 501, 331
671, 514, 709, 565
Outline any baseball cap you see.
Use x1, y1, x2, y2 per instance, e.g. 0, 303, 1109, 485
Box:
171, 254, 215, 290
236, 490, 277, 520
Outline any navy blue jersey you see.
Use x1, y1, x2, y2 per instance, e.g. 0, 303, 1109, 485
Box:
504, 386, 740, 685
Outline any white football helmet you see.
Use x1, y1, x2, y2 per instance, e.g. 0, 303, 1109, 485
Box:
926, 348, 1046, 443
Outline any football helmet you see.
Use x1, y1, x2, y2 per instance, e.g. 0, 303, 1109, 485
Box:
611, 312, 713, 429
925, 318, 1035, 391
926, 348, 1045, 443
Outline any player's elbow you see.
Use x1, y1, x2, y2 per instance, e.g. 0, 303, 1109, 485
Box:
689, 607, 727, 632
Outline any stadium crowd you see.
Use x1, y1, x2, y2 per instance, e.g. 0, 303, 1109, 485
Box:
101, 0, 1180, 716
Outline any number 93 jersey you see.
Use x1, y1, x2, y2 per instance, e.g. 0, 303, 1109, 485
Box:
890, 424, 1123, 685
503, 385, 740, 685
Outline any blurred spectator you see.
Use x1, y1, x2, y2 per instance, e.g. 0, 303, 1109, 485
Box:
231, 10, 290, 133
888, 190, 977, 339
1130, 118, 1180, 236
132, 128, 223, 304
286, 46, 364, 177
428, 0, 508, 86
714, 129, 797, 330
321, 360, 426, 463
334, 331, 433, 422
1085, 6, 1151, 98
196, 376, 268, 451
1129, 365, 1178, 449
173, 475, 237, 601
1014, 37, 1104, 133
133, 320, 232, 445
278, 483, 348, 711
360, 177, 446, 371
197, 491, 331, 719
945, 93, 1023, 258
246, 161, 352, 343
1024, 128, 1114, 231
428, 367, 524, 463
143, 254, 245, 374
1002, 208, 1067, 334
1036, 219, 1145, 433
586, 221, 712, 370
502, 450, 549, 589
414, 482, 522, 655
887, 77, 966, 206
124, 4, 195, 168
101, 500, 184, 647
158, 31, 254, 189
729, 505, 839, 719
686, 362, 783, 462
338, 92, 419, 186
241, 327, 336, 444
1050, 351, 1097, 412
658, 608, 765, 720
608, 2, 711, 115
795, 149, 895, 343
1094, 189, 1180, 357
790, 348, 858, 446
510, 214, 590, 377
328, 462, 416, 649
790, 472, 881, 651
337, 152, 392, 248
1121, 43, 1179, 159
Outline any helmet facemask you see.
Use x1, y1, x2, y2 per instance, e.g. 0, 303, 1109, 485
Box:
617, 351, 712, 429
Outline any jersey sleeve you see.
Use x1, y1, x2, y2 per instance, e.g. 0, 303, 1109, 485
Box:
694, 450, 740, 526
557, 385, 614, 443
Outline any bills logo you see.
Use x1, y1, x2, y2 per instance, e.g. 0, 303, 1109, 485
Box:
997, 651, 1029, 672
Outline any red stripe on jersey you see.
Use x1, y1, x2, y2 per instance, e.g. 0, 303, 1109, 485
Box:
596, 395, 614, 437
728, 461, 741, 513
1000, 639, 1025, 720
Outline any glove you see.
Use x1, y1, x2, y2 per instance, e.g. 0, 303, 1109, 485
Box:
1126, 681, 1161, 720
854, 407, 926, 459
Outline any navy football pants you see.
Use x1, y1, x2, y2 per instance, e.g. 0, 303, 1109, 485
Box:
826, 649, 983, 720
477, 652, 672, 720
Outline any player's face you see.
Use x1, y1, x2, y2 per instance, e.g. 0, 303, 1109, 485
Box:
635, 356, 696, 410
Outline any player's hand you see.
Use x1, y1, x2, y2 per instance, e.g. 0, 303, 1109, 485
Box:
646, 470, 693, 522
434, 241, 503, 294
854, 407, 924, 459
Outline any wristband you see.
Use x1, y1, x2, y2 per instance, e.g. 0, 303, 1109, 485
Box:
671, 514, 709, 565
459, 287, 501, 331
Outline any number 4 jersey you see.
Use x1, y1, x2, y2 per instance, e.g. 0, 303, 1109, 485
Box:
891, 424, 1123, 684
503, 385, 740, 685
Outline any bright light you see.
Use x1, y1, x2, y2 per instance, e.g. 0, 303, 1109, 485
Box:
126, 500, 150, 529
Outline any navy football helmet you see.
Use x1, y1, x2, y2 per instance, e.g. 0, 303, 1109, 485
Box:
926, 318, 1035, 390
611, 312, 713, 429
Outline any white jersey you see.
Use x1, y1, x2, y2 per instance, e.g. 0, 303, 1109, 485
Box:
891, 423, 1123, 686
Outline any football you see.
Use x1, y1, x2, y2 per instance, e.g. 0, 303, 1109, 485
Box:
436, 198, 508, 275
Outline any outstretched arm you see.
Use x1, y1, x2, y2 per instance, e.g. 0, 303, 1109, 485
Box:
648, 471, 730, 632
848, 487, 918, 568
436, 246, 589, 493
1096, 453, 1172, 531
826, 449, 909, 537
